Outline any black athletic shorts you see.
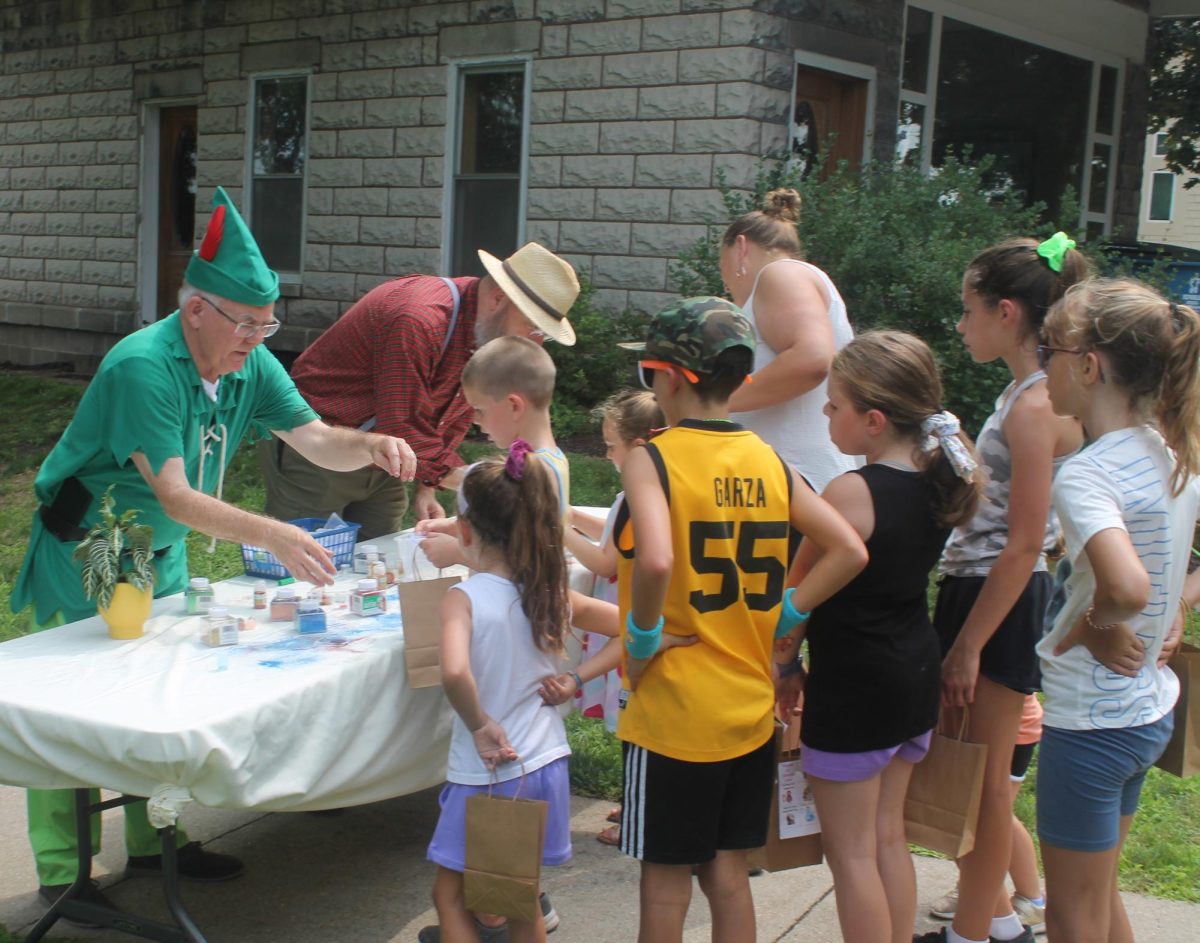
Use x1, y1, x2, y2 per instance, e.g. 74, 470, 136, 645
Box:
619, 734, 774, 865
933, 571, 1050, 695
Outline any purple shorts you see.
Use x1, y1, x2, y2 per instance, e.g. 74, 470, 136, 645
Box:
426, 757, 573, 872
802, 729, 933, 782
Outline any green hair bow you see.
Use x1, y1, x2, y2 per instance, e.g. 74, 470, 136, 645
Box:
1037, 231, 1076, 273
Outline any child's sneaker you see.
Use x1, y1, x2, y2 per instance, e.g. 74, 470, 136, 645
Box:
928, 884, 959, 920
1010, 894, 1046, 934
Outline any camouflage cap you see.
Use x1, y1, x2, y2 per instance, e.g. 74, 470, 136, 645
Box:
629, 296, 756, 375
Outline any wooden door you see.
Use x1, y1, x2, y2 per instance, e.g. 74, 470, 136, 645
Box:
156, 106, 197, 318
792, 65, 868, 177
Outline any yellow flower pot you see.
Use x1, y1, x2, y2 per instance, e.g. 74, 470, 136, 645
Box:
99, 583, 152, 640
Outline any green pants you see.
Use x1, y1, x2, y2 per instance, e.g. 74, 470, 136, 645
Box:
24, 610, 188, 885
258, 437, 410, 541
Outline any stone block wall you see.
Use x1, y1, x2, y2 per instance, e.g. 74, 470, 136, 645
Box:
0, 0, 800, 367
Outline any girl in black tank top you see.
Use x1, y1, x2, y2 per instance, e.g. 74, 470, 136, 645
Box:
777, 332, 979, 943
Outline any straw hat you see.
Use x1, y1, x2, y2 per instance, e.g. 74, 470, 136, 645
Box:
478, 243, 579, 346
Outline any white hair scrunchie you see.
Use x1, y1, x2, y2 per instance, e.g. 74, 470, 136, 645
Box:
920, 411, 977, 482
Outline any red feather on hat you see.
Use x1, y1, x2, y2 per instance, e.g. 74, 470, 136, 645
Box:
198, 204, 226, 262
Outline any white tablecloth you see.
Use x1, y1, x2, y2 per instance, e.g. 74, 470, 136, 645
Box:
0, 515, 607, 820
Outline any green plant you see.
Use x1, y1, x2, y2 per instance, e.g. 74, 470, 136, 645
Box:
548, 274, 648, 438
672, 152, 1078, 434
73, 485, 156, 611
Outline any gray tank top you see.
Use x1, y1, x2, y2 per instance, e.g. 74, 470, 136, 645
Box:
939, 371, 1067, 577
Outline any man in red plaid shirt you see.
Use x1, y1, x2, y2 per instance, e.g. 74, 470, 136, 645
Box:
260, 243, 579, 538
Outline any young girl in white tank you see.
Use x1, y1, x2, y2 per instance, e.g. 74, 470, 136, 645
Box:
421, 444, 572, 943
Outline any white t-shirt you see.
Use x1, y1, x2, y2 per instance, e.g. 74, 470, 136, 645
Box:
1037, 426, 1195, 730
446, 572, 571, 784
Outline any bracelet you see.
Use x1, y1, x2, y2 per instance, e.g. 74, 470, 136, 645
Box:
625, 612, 664, 659
774, 587, 812, 639
1084, 605, 1117, 632
568, 670, 583, 691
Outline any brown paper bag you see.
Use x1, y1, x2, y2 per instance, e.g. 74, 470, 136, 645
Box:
399, 573, 462, 688
904, 711, 988, 858
1156, 642, 1200, 777
464, 779, 548, 921
747, 716, 823, 873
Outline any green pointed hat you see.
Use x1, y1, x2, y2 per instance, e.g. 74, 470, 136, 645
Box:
184, 186, 279, 306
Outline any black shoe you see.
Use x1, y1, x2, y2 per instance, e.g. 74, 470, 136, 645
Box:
914, 930, 947, 943
991, 928, 1036, 943
126, 840, 244, 881
418, 893, 560, 941
38, 880, 119, 929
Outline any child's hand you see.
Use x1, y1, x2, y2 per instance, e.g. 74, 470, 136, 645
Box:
941, 642, 980, 708
1072, 622, 1145, 677
774, 666, 805, 718
539, 672, 577, 706
471, 718, 518, 770
415, 517, 458, 537
1159, 606, 1185, 669
418, 532, 462, 569
658, 633, 698, 652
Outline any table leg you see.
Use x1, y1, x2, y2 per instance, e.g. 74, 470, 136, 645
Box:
23, 791, 209, 943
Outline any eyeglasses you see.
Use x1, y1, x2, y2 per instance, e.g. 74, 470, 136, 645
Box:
1036, 344, 1106, 382
201, 297, 281, 338
638, 360, 699, 390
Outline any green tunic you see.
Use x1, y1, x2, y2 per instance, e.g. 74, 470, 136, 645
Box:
11, 312, 317, 625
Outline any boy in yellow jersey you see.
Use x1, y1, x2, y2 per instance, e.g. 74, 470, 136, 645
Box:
616, 297, 867, 943
418, 335, 570, 566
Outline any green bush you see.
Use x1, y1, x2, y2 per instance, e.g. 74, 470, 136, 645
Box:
548, 275, 647, 438
672, 154, 1082, 434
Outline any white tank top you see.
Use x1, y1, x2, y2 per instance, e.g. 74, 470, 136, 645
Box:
446, 573, 571, 785
730, 258, 858, 492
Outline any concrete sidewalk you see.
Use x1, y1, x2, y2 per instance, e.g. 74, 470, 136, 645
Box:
1, 784, 1196, 942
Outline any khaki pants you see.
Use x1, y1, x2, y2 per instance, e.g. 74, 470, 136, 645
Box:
257, 438, 410, 541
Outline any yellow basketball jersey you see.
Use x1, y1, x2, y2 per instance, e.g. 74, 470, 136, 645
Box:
616, 420, 792, 762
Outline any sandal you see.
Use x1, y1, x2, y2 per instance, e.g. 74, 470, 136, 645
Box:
596, 823, 620, 846
606, 806, 622, 824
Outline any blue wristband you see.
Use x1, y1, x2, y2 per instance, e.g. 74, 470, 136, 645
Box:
625, 612, 664, 659
774, 587, 811, 639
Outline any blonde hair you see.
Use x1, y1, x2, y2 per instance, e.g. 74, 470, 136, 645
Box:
721, 188, 803, 257
461, 335, 556, 409
592, 389, 663, 444
1045, 278, 1200, 495
832, 331, 981, 528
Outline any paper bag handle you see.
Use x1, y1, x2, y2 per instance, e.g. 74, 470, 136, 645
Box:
486, 758, 528, 800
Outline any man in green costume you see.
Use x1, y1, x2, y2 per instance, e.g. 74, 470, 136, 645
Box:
11, 187, 417, 919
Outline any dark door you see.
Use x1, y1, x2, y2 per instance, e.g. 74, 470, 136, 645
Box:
792, 65, 868, 178
156, 106, 198, 318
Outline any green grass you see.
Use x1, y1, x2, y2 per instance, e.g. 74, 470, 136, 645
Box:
565, 713, 624, 802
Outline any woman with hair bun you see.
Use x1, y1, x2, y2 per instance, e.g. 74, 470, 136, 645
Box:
720, 187, 857, 493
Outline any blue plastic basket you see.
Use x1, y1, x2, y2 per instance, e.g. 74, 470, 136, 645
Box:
240, 518, 362, 580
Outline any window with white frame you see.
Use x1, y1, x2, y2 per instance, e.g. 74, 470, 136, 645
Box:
899, 5, 1122, 237
248, 74, 309, 278
1148, 172, 1174, 221
450, 63, 528, 277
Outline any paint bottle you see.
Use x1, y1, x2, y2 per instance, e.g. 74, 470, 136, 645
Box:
202, 606, 239, 647
366, 552, 386, 585
319, 583, 332, 606
294, 596, 328, 634
349, 578, 386, 617
253, 581, 268, 610
354, 543, 380, 575
185, 577, 215, 615
270, 585, 300, 622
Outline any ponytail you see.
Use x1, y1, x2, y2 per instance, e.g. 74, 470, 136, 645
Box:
1158, 302, 1200, 493
459, 451, 569, 652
